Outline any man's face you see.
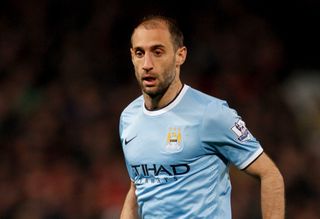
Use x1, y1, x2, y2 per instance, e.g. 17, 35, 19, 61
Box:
130, 23, 183, 97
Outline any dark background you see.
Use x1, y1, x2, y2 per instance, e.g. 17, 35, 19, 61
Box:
0, 0, 319, 218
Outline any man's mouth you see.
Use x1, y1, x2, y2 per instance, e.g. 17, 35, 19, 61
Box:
142, 76, 156, 86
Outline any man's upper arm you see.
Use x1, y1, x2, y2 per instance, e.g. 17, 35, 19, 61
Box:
243, 152, 280, 178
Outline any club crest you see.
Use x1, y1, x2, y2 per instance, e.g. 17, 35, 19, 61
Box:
164, 127, 183, 153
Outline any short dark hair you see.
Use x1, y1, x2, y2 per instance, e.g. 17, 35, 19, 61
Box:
131, 15, 184, 51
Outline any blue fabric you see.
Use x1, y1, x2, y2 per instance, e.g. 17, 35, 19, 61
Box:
119, 85, 263, 218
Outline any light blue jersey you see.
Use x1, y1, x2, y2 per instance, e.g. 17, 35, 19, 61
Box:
119, 85, 263, 219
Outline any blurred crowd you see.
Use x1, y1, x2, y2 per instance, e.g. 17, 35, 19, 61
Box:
0, 0, 319, 218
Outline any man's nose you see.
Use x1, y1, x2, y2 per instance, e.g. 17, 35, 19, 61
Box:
142, 53, 153, 71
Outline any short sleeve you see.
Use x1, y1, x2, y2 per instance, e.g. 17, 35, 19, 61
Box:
200, 101, 263, 169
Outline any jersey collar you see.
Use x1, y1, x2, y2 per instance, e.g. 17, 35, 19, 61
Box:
143, 84, 189, 116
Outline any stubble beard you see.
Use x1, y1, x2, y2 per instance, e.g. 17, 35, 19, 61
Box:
139, 69, 176, 99
137, 58, 177, 99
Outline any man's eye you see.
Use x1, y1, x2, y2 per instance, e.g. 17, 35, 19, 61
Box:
154, 50, 163, 57
135, 51, 144, 58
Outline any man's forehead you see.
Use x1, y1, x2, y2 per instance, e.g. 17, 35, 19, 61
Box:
131, 26, 171, 48
133, 21, 169, 36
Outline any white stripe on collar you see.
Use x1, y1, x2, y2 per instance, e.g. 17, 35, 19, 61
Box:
143, 85, 189, 116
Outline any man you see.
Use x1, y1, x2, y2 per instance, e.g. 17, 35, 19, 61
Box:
119, 15, 284, 219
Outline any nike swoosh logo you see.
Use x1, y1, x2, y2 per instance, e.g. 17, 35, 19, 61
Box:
124, 136, 137, 145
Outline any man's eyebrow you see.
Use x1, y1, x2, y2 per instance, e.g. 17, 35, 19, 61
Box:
150, 44, 165, 49
132, 46, 144, 51
132, 44, 166, 51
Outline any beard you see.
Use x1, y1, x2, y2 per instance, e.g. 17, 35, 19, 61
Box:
143, 79, 169, 98
136, 61, 177, 98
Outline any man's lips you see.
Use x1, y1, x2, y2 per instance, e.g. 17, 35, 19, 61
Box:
142, 76, 157, 86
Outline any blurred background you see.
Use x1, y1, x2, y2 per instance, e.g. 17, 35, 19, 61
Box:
0, 0, 319, 218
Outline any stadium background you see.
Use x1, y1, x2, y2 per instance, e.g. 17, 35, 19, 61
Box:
0, 0, 319, 218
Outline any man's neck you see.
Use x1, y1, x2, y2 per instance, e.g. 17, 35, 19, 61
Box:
144, 81, 183, 111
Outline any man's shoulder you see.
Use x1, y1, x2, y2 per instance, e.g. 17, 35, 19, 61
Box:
186, 85, 227, 107
120, 95, 143, 120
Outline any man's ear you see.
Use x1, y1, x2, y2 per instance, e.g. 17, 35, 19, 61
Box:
176, 46, 187, 65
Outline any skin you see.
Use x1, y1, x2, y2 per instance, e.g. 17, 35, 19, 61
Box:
129, 21, 187, 110
244, 153, 285, 219
120, 181, 138, 219
120, 18, 285, 219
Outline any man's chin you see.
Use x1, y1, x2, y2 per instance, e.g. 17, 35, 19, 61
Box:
143, 87, 157, 96
142, 86, 162, 97
141, 82, 169, 98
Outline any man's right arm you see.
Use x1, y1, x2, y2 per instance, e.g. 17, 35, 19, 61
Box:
120, 181, 139, 219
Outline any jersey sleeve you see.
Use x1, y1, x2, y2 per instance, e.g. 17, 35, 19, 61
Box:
200, 100, 263, 170
119, 112, 135, 181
